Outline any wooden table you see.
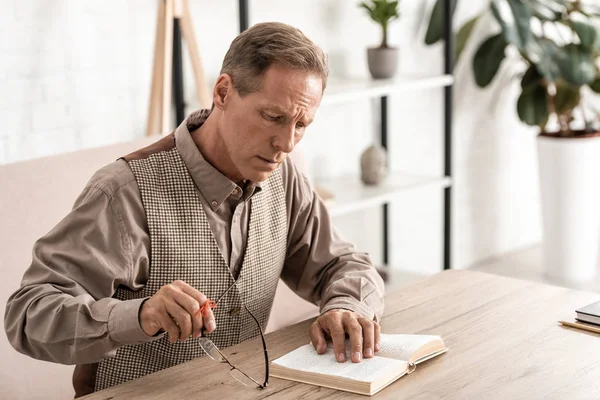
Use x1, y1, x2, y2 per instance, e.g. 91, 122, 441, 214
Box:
82, 270, 600, 399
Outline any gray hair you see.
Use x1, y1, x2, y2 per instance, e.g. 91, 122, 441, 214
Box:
220, 22, 329, 96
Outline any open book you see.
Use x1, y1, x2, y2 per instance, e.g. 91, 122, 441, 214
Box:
271, 334, 447, 396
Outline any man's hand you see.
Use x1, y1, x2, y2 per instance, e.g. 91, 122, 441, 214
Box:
139, 280, 216, 343
309, 309, 380, 363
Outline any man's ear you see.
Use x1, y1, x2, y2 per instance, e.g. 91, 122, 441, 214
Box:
213, 74, 233, 110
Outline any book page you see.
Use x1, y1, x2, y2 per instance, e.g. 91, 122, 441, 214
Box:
272, 343, 407, 383
377, 334, 442, 362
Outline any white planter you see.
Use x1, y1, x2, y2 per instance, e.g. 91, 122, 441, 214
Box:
537, 134, 600, 282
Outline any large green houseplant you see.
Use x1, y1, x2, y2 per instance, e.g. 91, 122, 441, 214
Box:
425, 0, 600, 281
359, 0, 401, 79
426, 0, 600, 135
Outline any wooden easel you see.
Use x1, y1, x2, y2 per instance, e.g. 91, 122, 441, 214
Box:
146, 0, 212, 137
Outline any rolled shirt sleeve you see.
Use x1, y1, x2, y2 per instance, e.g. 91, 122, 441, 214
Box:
280, 158, 385, 322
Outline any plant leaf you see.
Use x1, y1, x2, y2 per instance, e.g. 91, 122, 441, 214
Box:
491, 0, 532, 50
555, 44, 596, 86
520, 64, 543, 90
554, 82, 581, 115
425, 0, 457, 45
527, 38, 561, 82
360, 0, 399, 25
589, 77, 600, 93
572, 21, 598, 50
530, 1, 562, 21
517, 83, 548, 128
473, 33, 508, 87
455, 13, 480, 62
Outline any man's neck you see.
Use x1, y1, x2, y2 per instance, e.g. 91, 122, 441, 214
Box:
190, 112, 243, 183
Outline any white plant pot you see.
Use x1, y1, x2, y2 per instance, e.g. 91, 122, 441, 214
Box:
537, 134, 600, 282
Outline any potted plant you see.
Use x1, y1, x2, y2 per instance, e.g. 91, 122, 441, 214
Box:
359, 0, 401, 79
426, 0, 600, 282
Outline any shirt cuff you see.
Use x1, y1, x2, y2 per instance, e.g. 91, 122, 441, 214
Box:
320, 297, 376, 322
108, 297, 160, 345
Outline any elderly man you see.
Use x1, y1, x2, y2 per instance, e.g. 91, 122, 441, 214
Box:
4, 21, 384, 396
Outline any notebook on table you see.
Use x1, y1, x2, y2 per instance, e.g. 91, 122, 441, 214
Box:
576, 300, 600, 325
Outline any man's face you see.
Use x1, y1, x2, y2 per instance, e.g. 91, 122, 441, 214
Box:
218, 64, 322, 182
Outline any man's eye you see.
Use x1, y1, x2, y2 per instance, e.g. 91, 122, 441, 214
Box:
265, 114, 279, 121
296, 122, 306, 129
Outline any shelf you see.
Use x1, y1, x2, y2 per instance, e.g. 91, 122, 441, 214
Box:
317, 172, 452, 218
321, 74, 454, 106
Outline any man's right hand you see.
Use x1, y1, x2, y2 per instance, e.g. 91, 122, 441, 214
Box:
139, 280, 216, 343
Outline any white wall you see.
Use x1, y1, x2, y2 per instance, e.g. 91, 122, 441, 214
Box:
0, 0, 544, 272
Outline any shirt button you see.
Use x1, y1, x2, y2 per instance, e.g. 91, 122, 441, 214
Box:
229, 306, 241, 316
211, 200, 218, 207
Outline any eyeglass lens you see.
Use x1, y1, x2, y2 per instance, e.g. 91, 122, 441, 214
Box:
229, 368, 255, 386
198, 337, 226, 362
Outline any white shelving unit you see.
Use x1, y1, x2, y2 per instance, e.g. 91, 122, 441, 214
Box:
321, 173, 452, 218
316, 74, 454, 219
321, 74, 454, 106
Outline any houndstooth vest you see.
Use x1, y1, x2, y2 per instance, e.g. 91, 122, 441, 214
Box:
94, 145, 287, 391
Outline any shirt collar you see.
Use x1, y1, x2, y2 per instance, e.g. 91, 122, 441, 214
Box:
175, 109, 262, 211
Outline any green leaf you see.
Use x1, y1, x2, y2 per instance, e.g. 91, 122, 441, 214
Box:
572, 21, 598, 50
455, 14, 480, 62
491, 0, 533, 50
527, 38, 561, 82
530, 1, 562, 21
517, 83, 549, 128
554, 83, 581, 115
473, 33, 508, 87
359, 0, 400, 25
555, 44, 596, 86
425, 0, 457, 45
520, 64, 543, 90
590, 77, 600, 93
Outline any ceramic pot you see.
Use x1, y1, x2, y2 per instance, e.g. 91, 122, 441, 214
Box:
367, 47, 398, 79
360, 144, 388, 185
537, 133, 600, 282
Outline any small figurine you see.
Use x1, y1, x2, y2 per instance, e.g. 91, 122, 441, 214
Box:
360, 144, 388, 185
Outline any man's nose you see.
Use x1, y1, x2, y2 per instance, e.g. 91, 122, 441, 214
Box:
272, 125, 295, 154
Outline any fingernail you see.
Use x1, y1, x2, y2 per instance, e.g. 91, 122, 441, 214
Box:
353, 352, 362, 361
337, 353, 346, 362
375, 343, 380, 352
206, 321, 215, 331
366, 348, 373, 357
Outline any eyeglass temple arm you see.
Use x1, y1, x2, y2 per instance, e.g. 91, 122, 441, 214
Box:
245, 304, 269, 387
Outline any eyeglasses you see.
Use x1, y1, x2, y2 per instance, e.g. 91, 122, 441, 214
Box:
196, 281, 269, 389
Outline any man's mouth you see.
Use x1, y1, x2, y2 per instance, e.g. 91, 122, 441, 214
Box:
258, 156, 279, 164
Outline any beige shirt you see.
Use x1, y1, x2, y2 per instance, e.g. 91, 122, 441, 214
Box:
4, 113, 385, 365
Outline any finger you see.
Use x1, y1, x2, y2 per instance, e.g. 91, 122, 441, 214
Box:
169, 289, 204, 338
165, 301, 192, 341
175, 280, 208, 308
374, 321, 381, 352
326, 317, 346, 363
172, 281, 212, 338
344, 316, 363, 363
309, 321, 328, 354
157, 306, 180, 344
358, 318, 375, 358
202, 305, 216, 334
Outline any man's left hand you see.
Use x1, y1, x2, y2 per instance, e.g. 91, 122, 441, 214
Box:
309, 309, 380, 363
